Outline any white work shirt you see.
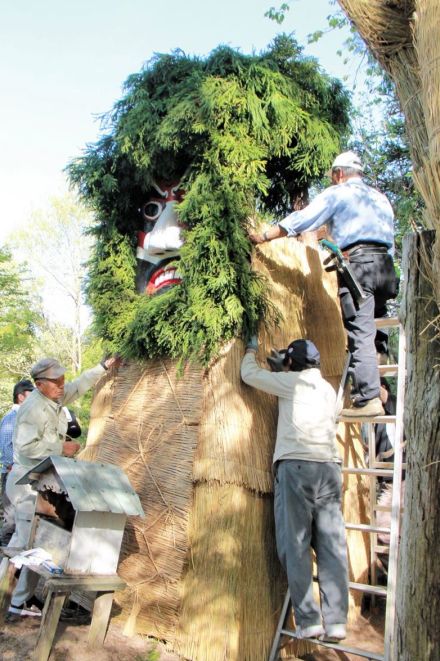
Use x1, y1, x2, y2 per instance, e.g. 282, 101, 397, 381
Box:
279, 177, 394, 252
240, 353, 340, 464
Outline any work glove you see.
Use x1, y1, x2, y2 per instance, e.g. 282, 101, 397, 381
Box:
246, 335, 258, 352
266, 349, 285, 372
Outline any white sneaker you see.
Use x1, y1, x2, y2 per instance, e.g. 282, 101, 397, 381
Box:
294, 623, 325, 639
321, 623, 346, 642
8, 601, 42, 617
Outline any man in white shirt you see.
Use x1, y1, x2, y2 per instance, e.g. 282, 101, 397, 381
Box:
241, 338, 348, 642
249, 151, 398, 417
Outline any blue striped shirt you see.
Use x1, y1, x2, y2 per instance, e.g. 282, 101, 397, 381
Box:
0, 406, 19, 473
279, 177, 394, 253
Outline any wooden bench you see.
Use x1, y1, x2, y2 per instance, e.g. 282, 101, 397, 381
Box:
0, 549, 126, 661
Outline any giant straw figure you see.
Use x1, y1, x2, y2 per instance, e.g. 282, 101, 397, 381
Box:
69, 38, 370, 660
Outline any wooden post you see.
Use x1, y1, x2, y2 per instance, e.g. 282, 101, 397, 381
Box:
395, 230, 440, 660
32, 589, 66, 661
88, 591, 114, 646
0, 558, 17, 622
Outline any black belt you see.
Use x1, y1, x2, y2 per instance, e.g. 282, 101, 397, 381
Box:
342, 242, 388, 258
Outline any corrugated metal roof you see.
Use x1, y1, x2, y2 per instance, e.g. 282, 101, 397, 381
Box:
17, 456, 145, 517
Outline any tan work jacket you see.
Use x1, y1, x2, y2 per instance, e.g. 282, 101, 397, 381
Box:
12, 364, 106, 469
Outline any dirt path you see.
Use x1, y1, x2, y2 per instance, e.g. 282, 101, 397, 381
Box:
0, 616, 182, 661
0, 610, 384, 661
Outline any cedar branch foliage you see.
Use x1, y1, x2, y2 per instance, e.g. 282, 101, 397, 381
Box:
0, 248, 41, 357
68, 36, 350, 363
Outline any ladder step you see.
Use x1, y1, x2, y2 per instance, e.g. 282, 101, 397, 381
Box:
373, 504, 405, 513
279, 628, 384, 660
378, 363, 398, 376
345, 523, 390, 534
373, 545, 390, 554
349, 581, 387, 596
375, 316, 399, 328
338, 415, 397, 424
371, 461, 394, 469
342, 467, 393, 477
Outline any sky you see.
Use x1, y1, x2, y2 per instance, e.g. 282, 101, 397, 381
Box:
0, 0, 353, 245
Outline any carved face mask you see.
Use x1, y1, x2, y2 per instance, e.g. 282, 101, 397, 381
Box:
136, 181, 184, 296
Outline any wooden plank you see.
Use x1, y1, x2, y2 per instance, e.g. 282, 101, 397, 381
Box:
32, 517, 71, 567
378, 364, 398, 376
0, 559, 17, 621
44, 575, 126, 593
1, 547, 26, 558
345, 523, 390, 534
342, 467, 393, 477
375, 316, 399, 329
373, 545, 390, 555
32, 590, 66, 661
349, 581, 387, 596
338, 414, 396, 424
88, 591, 114, 647
67, 511, 125, 574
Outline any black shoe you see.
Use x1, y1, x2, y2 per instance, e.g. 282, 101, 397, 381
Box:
8, 595, 44, 617
60, 603, 91, 623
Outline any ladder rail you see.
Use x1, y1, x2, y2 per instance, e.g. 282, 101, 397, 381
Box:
336, 351, 352, 414
267, 590, 291, 661
383, 323, 406, 659
279, 624, 384, 660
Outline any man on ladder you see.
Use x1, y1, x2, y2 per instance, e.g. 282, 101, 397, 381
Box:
248, 150, 399, 417
241, 338, 349, 642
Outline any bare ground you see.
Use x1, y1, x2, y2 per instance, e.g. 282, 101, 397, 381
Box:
0, 615, 182, 661
0, 609, 384, 661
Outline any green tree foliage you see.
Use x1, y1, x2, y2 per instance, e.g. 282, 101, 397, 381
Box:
0, 248, 42, 415
11, 194, 95, 373
268, 3, 423, 260
68, 36, 350, 364
350, 101, 424, 263
0, 248, 41, 362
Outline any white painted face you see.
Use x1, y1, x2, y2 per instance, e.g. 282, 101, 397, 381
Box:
136, 181, 184, 295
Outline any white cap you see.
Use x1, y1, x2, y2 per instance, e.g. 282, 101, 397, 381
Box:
331, 150, 363, 172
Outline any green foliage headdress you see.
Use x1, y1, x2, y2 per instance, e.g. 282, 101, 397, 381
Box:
68, 35, 350, 364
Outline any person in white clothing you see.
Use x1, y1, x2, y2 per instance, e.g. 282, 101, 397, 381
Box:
241, 338, 348, 642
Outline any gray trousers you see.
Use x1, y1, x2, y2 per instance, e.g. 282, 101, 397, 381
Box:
274, 460, 348, 628
338, 251, 398, 404
5, 466, 39, 606
1, 471, 16, 544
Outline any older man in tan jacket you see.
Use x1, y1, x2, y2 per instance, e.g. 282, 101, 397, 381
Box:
6, 355, 120, 617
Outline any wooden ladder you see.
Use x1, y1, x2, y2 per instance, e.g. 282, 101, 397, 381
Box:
268, 316, 406, 661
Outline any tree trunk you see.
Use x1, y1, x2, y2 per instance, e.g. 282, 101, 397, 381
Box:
396, 230, 440, 660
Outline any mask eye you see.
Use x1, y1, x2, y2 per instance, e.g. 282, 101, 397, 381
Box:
142, 201, 163, 221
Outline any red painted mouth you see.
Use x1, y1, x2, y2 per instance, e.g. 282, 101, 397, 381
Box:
146, 265, 182, 295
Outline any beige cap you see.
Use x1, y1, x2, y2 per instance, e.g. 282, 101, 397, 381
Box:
30, 358, 66, 380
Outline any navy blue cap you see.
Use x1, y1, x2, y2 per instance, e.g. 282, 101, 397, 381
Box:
283, 339, 320, 367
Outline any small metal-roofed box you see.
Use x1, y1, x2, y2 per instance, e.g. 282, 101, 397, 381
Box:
17, 456, 144, 575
